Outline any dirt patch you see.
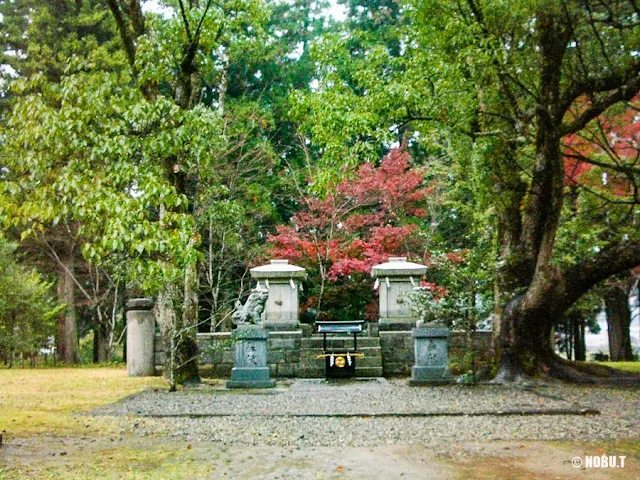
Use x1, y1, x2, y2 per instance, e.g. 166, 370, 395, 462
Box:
2, 435, 638, 479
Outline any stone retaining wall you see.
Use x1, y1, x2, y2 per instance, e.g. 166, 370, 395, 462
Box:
155, 331, 303, 378
154, 328, 494, 378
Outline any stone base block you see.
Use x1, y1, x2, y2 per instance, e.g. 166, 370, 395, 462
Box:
263, 323, 300, 332
227, 367, 275, 389
409, 365, 450, 385
378, 319, 417, 332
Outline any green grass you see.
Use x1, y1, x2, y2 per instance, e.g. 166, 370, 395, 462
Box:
0, 367, 165, 436
597, 361, 640, 373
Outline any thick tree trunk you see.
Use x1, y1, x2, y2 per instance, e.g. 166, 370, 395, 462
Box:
56, 245, 79, 364
605, 286, 633, 362
155, 277, 200, 391
493, 293, 557, 382
93, 320, 110, 363
573, 316, 586, 362
179, 259, 201, 384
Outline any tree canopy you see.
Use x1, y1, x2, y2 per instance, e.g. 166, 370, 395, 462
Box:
1, 0, 639, 382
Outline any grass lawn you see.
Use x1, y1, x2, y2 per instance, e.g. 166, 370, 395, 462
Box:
1, 367, 638, 479
602, 361, 640, 373
0, 366, 165, 437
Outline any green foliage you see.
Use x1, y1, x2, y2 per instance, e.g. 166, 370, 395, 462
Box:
0, 237, 62, 364
0, 65, 209, 292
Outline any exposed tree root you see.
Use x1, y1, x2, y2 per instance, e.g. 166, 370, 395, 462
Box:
490, 353, 640, 386
544, 356, 640, 385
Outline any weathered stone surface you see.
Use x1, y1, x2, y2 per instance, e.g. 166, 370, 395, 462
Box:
372, 258, 427, 322
227, 326, 275, 389
250, 259, 307, 279
409, 327, 451, 385
126, 297, 154, 311
155, 329, 493, 379
231, 287, 268, 326
371, 257, 428, 277
126, 299, 155, 377
250, 260, 307, 329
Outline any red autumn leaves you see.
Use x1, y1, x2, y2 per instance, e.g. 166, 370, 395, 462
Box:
267, 148, 432, 281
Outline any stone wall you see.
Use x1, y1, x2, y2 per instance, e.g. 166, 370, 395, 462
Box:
154, 328, 495, 378
380, 330, 495, 377
155, 331, 303, 378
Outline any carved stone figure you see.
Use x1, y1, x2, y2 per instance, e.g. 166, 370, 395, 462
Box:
232, 287, 269, 325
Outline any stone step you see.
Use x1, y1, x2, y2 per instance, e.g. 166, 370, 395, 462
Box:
298, 354, 383, 369
300, 345, 381, 356
301, 336, 381, 349
296, 366, 384, 378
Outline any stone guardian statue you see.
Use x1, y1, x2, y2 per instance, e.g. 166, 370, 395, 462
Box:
231, 287, 269, 326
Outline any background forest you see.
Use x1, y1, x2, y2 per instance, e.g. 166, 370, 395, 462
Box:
0, 0, 638, 383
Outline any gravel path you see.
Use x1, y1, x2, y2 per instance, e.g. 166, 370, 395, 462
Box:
90, 379, 640, 448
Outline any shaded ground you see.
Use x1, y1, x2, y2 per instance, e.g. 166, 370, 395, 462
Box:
1, 369, 639, 479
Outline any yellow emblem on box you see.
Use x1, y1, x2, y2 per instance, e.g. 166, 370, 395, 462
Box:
335, 356, 346, 368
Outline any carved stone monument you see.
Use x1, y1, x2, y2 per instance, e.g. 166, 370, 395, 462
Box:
249, 259, 306, 331
227, 288, 275, 388
371, 257, 427, 331
409, 327, 451, 385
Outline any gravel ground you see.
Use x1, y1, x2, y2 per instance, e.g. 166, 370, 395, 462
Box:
89, 379, 640, 449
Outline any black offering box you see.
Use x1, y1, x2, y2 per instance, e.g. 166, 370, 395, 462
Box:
315, 321, 364, 379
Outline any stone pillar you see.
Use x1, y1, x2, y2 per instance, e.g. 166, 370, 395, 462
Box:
250, 259, 307, 331
409, 327, 451, 385
227, 325, 275, 388
126, 298, 155, 377
371, 257, 427, 331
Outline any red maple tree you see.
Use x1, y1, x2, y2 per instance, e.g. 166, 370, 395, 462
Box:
563, 95, 639, 197
267, 148, 436, 320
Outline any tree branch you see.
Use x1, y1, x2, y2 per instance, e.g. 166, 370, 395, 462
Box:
564, 240, 640, 306
106, 0, 137, 73
559, 72, 640, 136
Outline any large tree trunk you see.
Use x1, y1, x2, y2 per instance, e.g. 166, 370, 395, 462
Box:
573, 315, 586, 362
605, 285, 633, 362
494, 243, 640, 383
179, 259, 201, 384
154, 268, 200, 391
56, 244, 79, 364
93, 320, 110, 363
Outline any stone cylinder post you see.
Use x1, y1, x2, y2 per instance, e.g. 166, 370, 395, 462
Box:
126, 298, 155, 377
250, 259, 307, 331
371, 257, 427, 331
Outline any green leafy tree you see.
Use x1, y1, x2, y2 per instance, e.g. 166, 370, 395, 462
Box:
293, 0, 640, 382
0, 0, 126, 363
0, 236, 62, 366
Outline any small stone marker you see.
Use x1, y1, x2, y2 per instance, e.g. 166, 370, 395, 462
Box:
227, 325, 276, 389
126, 298, 155, 377
409, 327, 451, 385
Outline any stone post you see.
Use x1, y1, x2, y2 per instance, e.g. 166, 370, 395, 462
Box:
409, 327, 451, 385
227, 325, 275, 388
371, 257, 427, 331
250, 259, 307, 331
126, 298, 155, 377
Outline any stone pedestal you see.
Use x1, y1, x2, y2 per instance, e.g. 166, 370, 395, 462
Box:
227, 325, 275, 388
250, 260, 306, 331
126, 298, 155, 377
371, 257, 427, 331
409, 327, 450, 385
